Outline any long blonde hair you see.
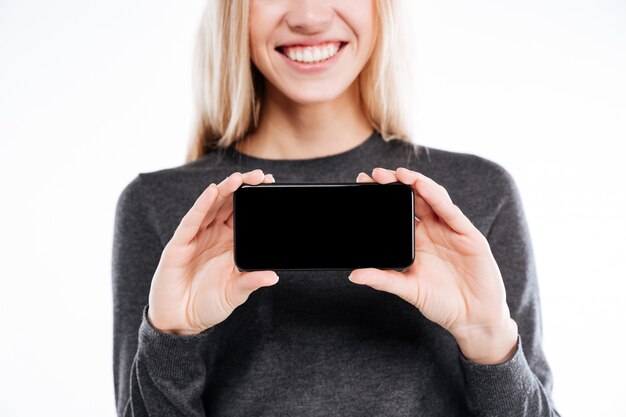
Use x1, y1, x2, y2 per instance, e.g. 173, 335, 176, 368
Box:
186, 0, 416, 163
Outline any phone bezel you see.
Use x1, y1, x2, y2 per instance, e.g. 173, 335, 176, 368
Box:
233, 182, 415, 272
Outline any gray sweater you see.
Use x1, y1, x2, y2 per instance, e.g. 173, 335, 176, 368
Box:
112, 130, 560, 416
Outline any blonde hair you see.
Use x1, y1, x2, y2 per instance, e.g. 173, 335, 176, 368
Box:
186, 0, 417, 163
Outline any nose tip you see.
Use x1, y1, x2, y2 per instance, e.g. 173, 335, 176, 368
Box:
284, 1, 333, 33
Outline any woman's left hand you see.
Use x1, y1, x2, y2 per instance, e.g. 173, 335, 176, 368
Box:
350, 167, 519, 364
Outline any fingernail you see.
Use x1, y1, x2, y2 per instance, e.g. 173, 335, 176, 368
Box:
268, 174, 275, 183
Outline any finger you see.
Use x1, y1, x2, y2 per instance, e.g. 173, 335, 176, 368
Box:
356, 172, 375, 183
371, 167, 398, 184
227, 270, 280, 307
224, 173, 275, 229
200, 169, 264, 230
213, 169, 269, 226
395, 167, 477, 236
369, 167, 432, 222
170, 183, 219, 246
348, 268, 418, 307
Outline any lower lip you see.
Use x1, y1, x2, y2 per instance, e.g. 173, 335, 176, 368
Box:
277, 43, 346, 74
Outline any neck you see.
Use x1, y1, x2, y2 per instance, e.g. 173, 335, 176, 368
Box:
236, 79, 374, 160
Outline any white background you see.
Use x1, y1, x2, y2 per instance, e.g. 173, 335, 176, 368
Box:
1, 0, 624, 416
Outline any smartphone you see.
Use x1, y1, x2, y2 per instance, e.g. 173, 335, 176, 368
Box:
233, 182, 415, 271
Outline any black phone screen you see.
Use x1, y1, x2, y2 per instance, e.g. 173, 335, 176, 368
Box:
233, 182, 415, 271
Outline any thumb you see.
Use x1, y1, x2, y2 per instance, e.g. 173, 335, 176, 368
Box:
349, 268, 417, 307
228, 270, 280, 307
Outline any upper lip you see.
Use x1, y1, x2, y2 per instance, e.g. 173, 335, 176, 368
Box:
276, 38, 347, 49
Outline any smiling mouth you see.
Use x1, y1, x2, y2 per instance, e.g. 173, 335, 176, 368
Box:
275, 41, 348, 64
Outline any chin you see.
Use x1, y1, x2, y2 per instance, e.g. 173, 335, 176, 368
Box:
276, 81, 354, 105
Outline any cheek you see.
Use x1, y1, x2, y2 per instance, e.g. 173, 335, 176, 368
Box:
360, 5, 377, 56
248, 4, 274, 66
248, 29, 262, 66
338, 1, 377, 60
249, 34, 275, 72
248, 27, 263, 66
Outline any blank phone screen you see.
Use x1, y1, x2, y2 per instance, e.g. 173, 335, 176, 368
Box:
233, 182, 415, 271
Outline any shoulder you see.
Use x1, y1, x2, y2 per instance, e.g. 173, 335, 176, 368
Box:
119, 150, 235, 202
115, 174, 146, 215
115, 150, 236, 236
420, 146, 516, 196
138, 150, 233, 184
386, 137, 518, 196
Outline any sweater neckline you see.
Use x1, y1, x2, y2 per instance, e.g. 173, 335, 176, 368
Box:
222, 129, 383, 167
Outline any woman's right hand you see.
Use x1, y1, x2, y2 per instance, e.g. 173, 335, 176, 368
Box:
147, 169, 279, 336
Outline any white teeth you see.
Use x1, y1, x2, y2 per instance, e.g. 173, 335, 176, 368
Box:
313, 48, 322, 61
281, 43, 342, 64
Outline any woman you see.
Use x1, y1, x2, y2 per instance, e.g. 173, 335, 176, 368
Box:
112, 1, 560, 416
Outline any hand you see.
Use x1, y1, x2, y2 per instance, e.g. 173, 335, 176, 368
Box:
147, 169, 279, 336
350, 167, 518, 364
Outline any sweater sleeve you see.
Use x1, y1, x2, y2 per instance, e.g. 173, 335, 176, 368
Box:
459, 166, 561, 416
112, 175, 213, 416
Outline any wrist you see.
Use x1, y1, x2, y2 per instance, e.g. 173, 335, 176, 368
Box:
454, 318, 519, 365
147, 306, 202, 336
